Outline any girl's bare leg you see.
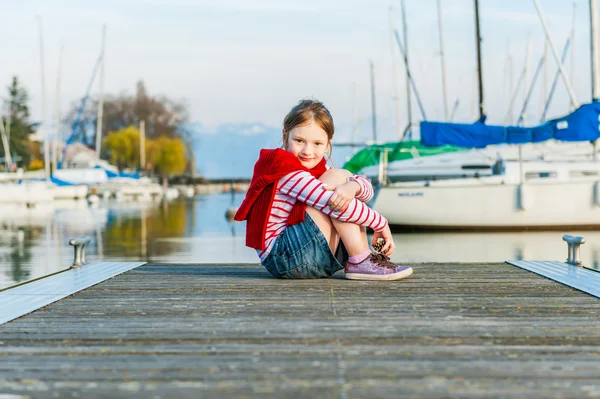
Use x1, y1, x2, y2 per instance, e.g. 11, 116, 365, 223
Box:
305, 169, 370, 257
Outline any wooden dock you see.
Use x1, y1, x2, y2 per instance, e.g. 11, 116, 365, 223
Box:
1, 262, 600, 398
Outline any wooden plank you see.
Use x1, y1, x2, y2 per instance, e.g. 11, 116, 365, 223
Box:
1, 262, 600, 398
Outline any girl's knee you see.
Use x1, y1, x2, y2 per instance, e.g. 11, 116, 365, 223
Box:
319, 168, 352, 185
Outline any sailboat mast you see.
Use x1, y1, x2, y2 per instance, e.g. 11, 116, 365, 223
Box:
590, 0, 600, 159
369, 60, 377, 142
590, 0, 600, 101
570, 2, 576, 110
389, 7, 402, 138
541, 38, 548, 117
523, 36, 531, 125
532, 0, 579, 107
437, 0, 449, 121
474, 0, 485, 120
53, 45, 63, 172
96, 25, 106, 157
400, 0, 412, 130
0, 114, 11, 167
140, 120, 146, 170
37, 17, 50, 181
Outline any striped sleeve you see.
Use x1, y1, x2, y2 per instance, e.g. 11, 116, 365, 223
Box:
353, 175, 374, 202
278, 171, 388, 232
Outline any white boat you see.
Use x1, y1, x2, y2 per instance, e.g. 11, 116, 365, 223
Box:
367, 0, 600, 230
360, 148, 497, 183
372, 158, 600, 229
51, 184, 89, 200
0, 171, 22, 182
53, 168, 109, 185
358, 141, 600, 184
97, 177, 163, 201
0, 182, 54, 205
0, 200, 93, 228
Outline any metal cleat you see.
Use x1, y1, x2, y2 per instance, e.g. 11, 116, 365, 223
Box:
562, 235, 585, 266
69, 236, 92, 268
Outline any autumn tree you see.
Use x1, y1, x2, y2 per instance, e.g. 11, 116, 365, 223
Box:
103, 125, 188, 182
103, 125, 141, 169
146, 136, 187, 185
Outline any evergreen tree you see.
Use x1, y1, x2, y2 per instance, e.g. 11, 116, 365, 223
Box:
2, 76, 39, 166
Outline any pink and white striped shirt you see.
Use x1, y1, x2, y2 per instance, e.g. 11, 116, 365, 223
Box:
257, 171, 386, 261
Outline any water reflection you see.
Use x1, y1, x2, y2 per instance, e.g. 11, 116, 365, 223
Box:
0, 193, 251, 290
392, 231, 600, 265
2, 191, 600, 290
0, 228, 34, 284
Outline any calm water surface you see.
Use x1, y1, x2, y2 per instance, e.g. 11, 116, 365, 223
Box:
2, 192, 600, 290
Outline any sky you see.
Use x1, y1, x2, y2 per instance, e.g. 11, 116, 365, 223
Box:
0, 0, 596, 144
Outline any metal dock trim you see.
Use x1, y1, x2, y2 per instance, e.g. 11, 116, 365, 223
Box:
506, 260, 600, 298
0, 261, 146, 325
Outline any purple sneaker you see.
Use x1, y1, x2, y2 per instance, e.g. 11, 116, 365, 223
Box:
345, 253, 413, 281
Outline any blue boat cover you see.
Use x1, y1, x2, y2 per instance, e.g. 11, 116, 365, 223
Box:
421, 102, 600, 148
50, 175, 75, 186
94, 165, 140, 179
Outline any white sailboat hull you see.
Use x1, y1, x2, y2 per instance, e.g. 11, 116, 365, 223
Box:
0, 182, 54, 204
51, 185, 89, 200
372, 160, 600, 229
374, 179, 600, 228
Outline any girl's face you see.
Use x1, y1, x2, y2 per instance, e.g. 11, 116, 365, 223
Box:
284, 120, 330, 169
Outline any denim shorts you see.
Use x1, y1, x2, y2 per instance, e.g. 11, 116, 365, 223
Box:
262, 213, 347, 279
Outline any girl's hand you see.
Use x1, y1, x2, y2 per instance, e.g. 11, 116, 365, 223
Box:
323, 180, 361, 212
372, 225, 395, 256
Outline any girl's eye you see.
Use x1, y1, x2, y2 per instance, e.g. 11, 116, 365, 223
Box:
315, 143, 323, 146
295, 139, 303, 143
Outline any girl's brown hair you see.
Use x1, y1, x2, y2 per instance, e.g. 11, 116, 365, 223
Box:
282, 99, 335, 153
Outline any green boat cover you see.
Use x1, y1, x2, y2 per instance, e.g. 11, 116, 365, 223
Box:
342, 140, 462, 173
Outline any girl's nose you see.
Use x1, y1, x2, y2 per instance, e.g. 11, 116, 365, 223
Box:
300, 147, 311, 155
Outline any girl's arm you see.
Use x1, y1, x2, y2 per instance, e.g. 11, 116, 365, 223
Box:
323, 174, 374, 212
278, 171, 387, 231
352, 175, 374, 202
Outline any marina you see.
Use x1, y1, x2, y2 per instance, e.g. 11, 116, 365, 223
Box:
3, 0, 600, 397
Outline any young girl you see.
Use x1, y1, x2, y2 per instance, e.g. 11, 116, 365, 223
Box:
234, 99, 413, 281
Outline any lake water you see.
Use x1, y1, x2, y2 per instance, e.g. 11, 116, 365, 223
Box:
2, 191, 600, 290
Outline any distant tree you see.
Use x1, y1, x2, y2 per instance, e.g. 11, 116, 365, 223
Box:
64, 80, 189, 154
2, 76, 39, 166
146, 136, 188, 185
103, 125, 189, 181
102, 125, 141, 169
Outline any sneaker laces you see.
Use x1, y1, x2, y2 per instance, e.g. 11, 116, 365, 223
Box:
369, 253, 397, 269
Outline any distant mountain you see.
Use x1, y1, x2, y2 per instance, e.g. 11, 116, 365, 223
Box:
188, 122, 361, 179
189, 122, 281, 179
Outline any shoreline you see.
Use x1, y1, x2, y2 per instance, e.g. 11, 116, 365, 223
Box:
171, 179, 250, 195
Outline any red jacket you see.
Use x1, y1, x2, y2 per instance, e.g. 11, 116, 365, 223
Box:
234, 148, 327, 250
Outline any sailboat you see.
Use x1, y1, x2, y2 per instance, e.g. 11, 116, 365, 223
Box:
48, 27, 165, 202
0, 20, 60, 205
370, 0, 600, 229
373, 103, 600, 228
